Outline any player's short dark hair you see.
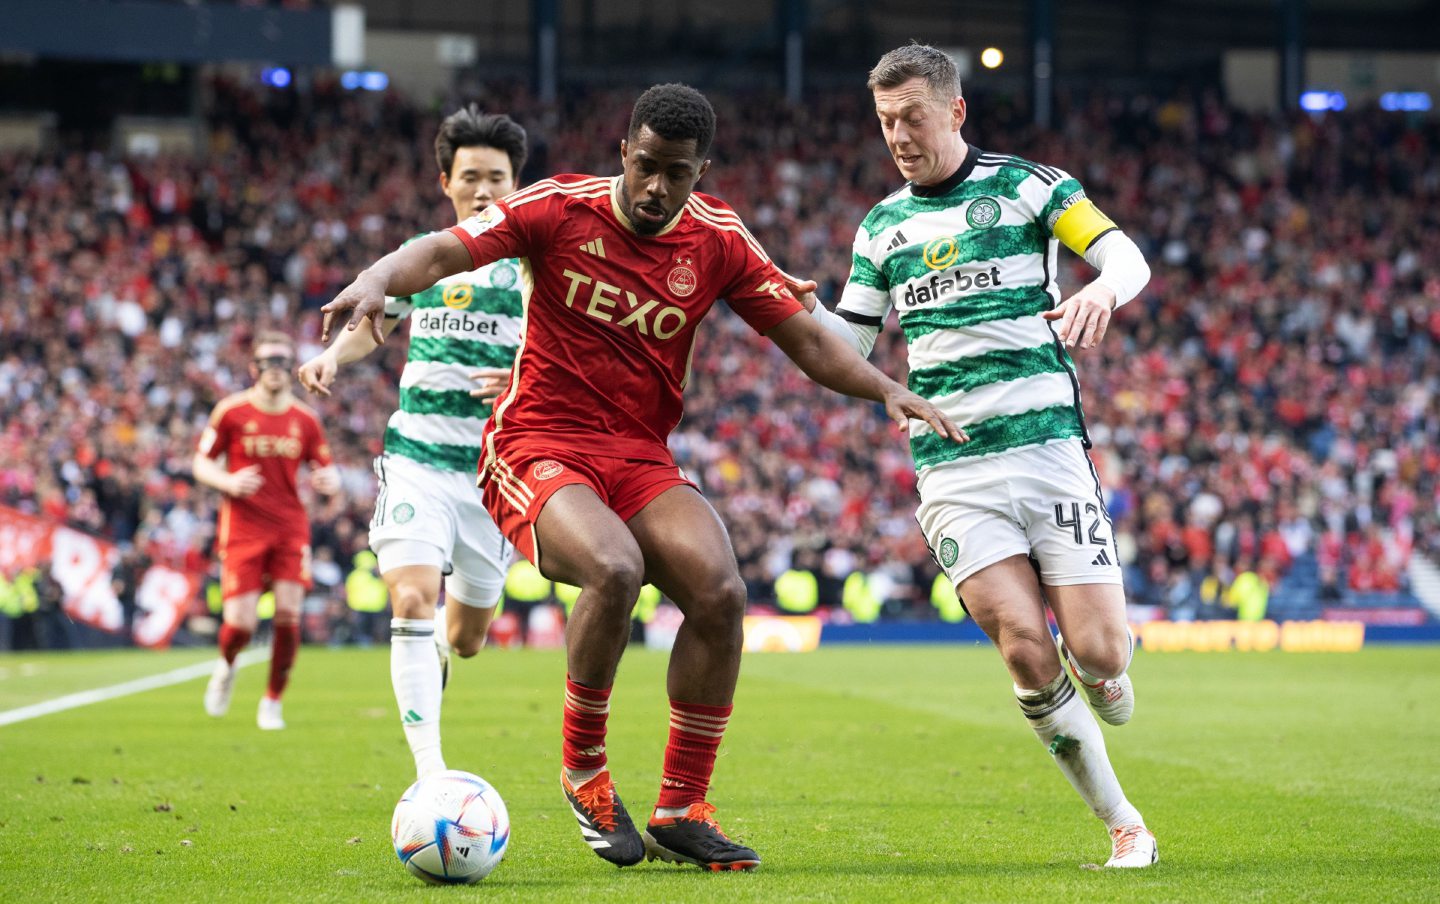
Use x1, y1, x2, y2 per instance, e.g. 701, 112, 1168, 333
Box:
867, 43, 962, 101
628, 83, 715, 158
434, 105, 528, 180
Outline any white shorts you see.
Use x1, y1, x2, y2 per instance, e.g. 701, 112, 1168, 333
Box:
916, 439, 1122, 588
369, 454, 511, 608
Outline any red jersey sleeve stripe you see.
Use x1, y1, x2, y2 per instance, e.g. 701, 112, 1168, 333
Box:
685, 197, 773, 262
685, 194, 753, 229
505, 176, 611, 208
687, 206, 773, 265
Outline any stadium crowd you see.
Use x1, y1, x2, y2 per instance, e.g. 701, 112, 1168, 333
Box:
1, 75, 1436, 640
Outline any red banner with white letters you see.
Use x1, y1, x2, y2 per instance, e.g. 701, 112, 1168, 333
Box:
0, 505, 198, 649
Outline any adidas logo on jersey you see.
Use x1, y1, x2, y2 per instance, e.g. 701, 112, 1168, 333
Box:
1091, 550, 1113, 566
886, 230, 909, 252
580, 236, 606, 258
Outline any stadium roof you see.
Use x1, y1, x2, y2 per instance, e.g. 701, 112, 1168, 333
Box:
358, 0, 1440, 65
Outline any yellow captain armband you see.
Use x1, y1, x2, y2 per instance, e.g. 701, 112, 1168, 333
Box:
1051, 198, 1118, 256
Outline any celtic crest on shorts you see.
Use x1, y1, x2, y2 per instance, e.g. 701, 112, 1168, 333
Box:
938, 537, 959, 568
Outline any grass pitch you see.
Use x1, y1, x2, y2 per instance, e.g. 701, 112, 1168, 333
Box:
1, 643, 1436, 902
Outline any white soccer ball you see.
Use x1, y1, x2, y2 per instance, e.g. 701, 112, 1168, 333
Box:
391, 770, 510, 884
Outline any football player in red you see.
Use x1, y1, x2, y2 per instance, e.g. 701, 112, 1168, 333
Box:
193, 331, 340, 730
321, 84, 966, 870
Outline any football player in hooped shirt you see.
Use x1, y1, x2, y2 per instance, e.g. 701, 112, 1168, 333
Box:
194, 331, 339, 730
321, 83, 967, 872
298, 108, 528, 782
798, 45, 1157, 869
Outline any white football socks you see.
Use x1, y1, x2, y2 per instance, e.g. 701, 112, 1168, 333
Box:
391, 617, 446, 778
1016, 672, 1143, 832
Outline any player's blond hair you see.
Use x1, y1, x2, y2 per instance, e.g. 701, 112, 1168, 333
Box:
252, 331, 295, 354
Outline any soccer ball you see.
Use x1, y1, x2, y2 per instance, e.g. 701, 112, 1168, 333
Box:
390, 770, 510, 884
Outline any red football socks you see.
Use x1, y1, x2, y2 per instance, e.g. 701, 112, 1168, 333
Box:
265, 622, 299, 700
562, 677, 612, 772
656, 699, 732, 809
217, 623, 252, 665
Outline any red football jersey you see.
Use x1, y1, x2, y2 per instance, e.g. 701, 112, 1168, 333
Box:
446, 174, 803, 464
197, 391, 332, 546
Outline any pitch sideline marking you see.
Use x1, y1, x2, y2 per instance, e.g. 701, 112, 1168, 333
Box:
0, 648, 271, 727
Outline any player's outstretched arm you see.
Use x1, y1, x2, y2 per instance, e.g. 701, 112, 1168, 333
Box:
297, 315, 402, 397
765, 312, 968, 443
783, 272, 880, 358
321, 231, 474, 344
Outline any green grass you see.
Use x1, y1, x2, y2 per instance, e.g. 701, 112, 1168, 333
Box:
1, 644, 1437, 902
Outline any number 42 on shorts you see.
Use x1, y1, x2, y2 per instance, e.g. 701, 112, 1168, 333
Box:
1053, 502, 1108, 547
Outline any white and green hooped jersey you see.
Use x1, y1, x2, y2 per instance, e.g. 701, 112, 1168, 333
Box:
838, 146, 1119, 473
383, 246, 526, 472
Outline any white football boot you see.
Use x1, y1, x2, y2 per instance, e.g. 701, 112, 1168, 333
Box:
1105, 824, 1158, 868
203, 659, 237, 717
1056, 633, 1134, 726
256, 696, 286, 730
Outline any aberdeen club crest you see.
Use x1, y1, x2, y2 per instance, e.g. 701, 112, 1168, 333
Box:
667, 256, 697, 298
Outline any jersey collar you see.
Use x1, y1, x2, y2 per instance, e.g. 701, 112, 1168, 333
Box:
910, 143, 980, 198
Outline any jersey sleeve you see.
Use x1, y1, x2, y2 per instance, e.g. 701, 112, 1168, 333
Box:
836, 221, 894, 329
716, 219, 804, 334
447, 194, 541, 270
1036, 168, 1118, 256
196, 405, 233, 460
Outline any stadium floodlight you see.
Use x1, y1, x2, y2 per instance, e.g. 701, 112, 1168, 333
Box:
980, 47, 1004, 69
340, 70, 389, 92
261, 67, 292, 89
1379, 92, 1432, 112
1299, 90, 1345, 112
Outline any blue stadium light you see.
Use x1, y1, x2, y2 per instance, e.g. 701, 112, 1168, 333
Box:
1379, 91, 1432, 112
261, 67, 291, 89
340, 70, 390, 92
1299, 91, 1345, 112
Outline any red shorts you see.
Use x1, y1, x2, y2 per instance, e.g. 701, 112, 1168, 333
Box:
481, 444, 695, 567
219, 537, 312, 598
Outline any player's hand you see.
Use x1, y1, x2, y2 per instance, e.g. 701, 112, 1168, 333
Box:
883, 390, 969, 444
469, 367, 511, 401
228, 464, 264, 498
1042, 283, 1116, 350
296, 352, 338, 397
781, 271, 820, 313
321, 272, 388, 346
310, 465, 341, 496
